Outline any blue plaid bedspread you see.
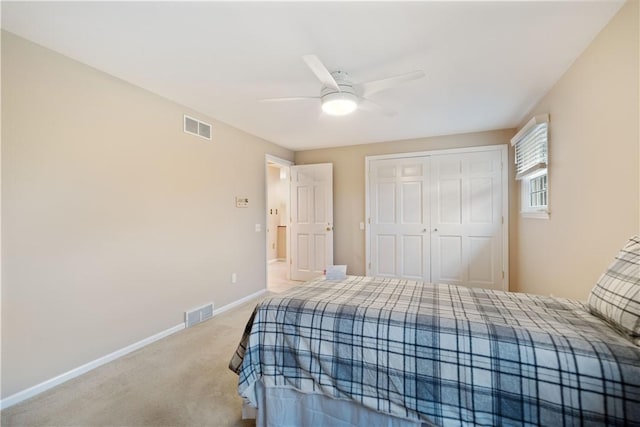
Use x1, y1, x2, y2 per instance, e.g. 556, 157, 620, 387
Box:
230, 276, 640, 426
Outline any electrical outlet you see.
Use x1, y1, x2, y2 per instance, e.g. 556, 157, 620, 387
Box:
231, 273, 237, 283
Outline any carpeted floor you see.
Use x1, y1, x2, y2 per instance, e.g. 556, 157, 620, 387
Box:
2, 263, 303, 427
1, 297, 275, 426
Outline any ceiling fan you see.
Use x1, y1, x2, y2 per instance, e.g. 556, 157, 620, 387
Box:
260, 55, 426, 117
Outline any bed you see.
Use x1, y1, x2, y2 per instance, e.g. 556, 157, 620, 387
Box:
230, 237, 640, 426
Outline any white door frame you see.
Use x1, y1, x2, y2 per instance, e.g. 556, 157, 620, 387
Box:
365, 144, 509, 290
265, 154, 293, 288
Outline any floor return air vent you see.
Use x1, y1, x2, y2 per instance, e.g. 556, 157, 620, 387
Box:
185, 303, 214, 328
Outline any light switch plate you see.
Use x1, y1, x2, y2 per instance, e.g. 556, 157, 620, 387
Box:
255, 224, 261, 232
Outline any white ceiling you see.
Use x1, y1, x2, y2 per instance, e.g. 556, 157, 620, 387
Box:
1, 1, 624, 151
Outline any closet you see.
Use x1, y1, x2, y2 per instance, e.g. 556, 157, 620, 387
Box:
366, 145, 508, 290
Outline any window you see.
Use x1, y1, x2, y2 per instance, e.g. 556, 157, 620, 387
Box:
511, 114, 549, 218
529, 173, 547, 207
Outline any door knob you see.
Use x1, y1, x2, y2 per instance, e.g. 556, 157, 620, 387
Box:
433, 228, 438, 232
326, 226, 333, 231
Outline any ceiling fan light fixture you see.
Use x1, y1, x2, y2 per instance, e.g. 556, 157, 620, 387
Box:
321, 92, 358, 116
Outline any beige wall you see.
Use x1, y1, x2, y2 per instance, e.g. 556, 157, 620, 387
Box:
295, 129, 516, 278
1, 32, 293, 398
513, 0, 639, 300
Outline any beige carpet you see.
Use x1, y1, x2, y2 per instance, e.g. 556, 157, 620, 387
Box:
2, 296, 267, 427
2, 263, 303, 427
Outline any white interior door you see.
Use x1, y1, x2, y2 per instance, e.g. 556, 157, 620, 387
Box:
369, 157, 430, 281
430, 150, 503, 290
290, 163, 333, 281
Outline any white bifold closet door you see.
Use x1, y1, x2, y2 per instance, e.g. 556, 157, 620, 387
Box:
368, 149, 505, 290
369, 157, 430, 281
430, 150, 503, 290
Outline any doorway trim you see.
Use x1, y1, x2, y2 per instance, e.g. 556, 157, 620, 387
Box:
265, 154, 293, 289
364, 144, 509, 290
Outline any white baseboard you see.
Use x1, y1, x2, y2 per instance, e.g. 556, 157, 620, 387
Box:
213, 289, 267, 317
0, 323, 184, 410
0, 289, 268, 411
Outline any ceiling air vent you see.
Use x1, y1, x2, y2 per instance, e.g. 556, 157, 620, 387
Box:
184, 115, 212, 140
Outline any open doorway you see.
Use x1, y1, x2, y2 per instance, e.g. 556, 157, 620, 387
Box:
265, 155, 300, 293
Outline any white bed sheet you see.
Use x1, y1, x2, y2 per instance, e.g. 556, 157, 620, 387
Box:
244, 379, 424, 427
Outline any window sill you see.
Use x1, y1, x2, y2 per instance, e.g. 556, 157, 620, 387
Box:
521, 210, 549, 219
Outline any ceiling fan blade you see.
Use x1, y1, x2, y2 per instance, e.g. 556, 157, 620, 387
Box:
359, 98, 397, 117
359, 70, 426, 98
302, 54, 340, 92
259, 96, 320, 102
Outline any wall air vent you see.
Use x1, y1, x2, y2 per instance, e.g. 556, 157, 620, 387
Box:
185, 302, 214, 328
184, 115, 212, 140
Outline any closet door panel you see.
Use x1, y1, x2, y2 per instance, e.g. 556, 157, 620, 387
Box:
369, 158, 430, 280
430, 150, 503, 290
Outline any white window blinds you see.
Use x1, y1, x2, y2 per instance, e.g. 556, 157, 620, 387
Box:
511, 114, 549, 180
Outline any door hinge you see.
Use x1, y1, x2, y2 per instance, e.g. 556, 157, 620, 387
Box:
368, 217, 371, 224
368, 262, 371, 269
501, 216, 504, 225
290, 258, 292, 265
502, 271, 505, 279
